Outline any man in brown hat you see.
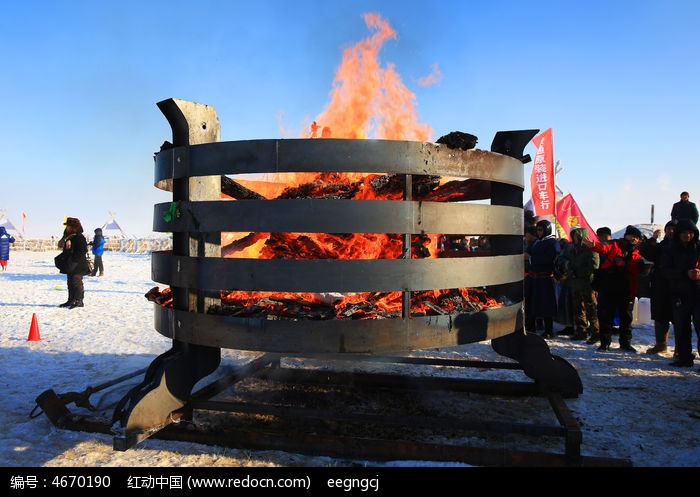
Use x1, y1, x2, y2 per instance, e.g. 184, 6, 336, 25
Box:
57, 217, 90, 309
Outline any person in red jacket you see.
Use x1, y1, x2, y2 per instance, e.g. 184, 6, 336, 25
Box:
582, 225, 645, 352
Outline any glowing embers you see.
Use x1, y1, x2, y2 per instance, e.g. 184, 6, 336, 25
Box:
222, 232, 433, 260
216, 288, 501, 320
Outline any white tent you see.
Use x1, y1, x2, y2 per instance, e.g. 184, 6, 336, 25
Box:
611, 223, 665, 240
0, 209, 22, 238
100, 211, 130, 238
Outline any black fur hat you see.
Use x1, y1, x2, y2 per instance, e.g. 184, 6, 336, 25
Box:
675, 219, 698, 239
624, 225, 642, 240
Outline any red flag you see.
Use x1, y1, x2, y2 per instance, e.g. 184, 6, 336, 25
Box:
530, 128, 556, 216
555, 193, 599, 243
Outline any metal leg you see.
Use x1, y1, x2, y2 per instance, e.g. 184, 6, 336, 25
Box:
112, 340, 220, 450
492, 331, 583, 397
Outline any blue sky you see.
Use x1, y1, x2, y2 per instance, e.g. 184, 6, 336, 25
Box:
1, 0, 698, 238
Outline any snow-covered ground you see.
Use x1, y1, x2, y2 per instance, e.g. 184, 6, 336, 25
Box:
1, 250, 699, 468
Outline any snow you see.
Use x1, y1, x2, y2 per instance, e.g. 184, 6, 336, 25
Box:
2, 250, 700, 469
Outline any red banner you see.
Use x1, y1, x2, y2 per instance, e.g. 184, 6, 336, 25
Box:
555, 193, 599, 243
530, 128, 555, 216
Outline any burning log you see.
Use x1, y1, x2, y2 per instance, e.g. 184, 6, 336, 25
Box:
436, 131, 478, 150
222, 232, 269, 258
420, 178, 491, 202
368, 174, 442, 199
278, 173, 360, 200
222, 170, 486, 206
215, 297, 337, 320
221, 176, 267, 200
209, 286, 500, 321
144, 286, 173, 307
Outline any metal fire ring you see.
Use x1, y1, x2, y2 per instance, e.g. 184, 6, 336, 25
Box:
150, 137, 525, 354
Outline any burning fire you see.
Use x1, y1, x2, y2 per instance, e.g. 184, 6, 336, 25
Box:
153, 13, 502, 319
301, 12, 433, 141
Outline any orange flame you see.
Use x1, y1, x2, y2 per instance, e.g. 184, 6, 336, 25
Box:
207, 13, 500, 319
303, 13, 433, 141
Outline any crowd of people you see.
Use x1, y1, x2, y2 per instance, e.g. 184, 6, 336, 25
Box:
3, 192, 699, 359
525, 191, 700, 369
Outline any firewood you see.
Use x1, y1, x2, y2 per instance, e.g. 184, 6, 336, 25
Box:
436, 131, 478, 150
221, 176, 267, 200
222, 232, 269, 257
421, 178, 491, 202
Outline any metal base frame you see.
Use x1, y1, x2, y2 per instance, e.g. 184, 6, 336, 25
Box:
34, 354, 630, 467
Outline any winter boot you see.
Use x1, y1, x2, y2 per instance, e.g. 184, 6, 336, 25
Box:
69, 300, 84, 309
619, 341, 637, 353
559, 326, 575, 337
670, 353, 695, 367
59, 289, 74, 307
586, 332, 600, 345
597, 332, 612, 351
646, 343, 668, 354
571, 328, 588, 341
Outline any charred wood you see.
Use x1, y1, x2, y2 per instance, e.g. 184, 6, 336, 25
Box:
421, 179, 491, 202
436, 131, 478, 150
221, 176, 267, 200
278, 173, 360, 200
369, 174, 441, 199
222, 232, 269, 258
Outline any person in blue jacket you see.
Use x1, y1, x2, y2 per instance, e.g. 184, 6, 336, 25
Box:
89, 227, 105, 277
0, 226, 16, 271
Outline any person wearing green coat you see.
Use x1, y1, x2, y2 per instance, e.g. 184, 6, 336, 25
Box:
566, 227, 600, 342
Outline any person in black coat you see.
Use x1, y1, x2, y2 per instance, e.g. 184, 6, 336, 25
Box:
57, 217, 91, 309
671, 191, 699, 224
638, 220, 677, 354
658, 219, 700, 367
524, 219, 560, 338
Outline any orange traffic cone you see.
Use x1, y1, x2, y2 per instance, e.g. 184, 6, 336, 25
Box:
27, 313, 41, 341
